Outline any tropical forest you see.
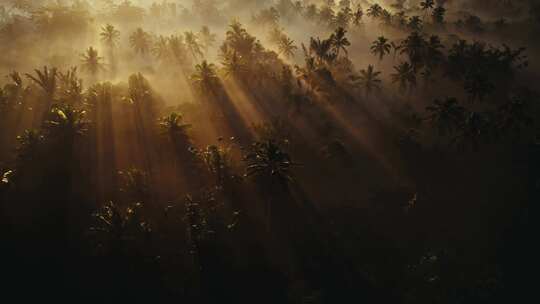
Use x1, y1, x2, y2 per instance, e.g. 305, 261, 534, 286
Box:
0, 0, 538, 302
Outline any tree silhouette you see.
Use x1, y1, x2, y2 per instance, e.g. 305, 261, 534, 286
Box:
367, 4, 383, 19
426, 98, 465, 136
221, 50, 247, 79
191, 60, 220, 92
278, 35, 297, 59
152, 35, 171, 61
330, 27, 350, 57
391, 62, 416, 92
244, 140, 298, 185
352, 65, 382, 97
184, 31, 203, 61
160, 112, 191, 146
400, 31, 427, 71
129, 27, 151, 56
420, 0, 435, 20
100, 24, 120, 48
45, 103, 88, 139
352, 8, 363, 27
432, 6, 446, 25
80, 47, 104, 76
58, 67, 83, 104
199, 25, 217, 54
309, 37, 336, 65
371, 36, 391, 61
25, 66, 57, 99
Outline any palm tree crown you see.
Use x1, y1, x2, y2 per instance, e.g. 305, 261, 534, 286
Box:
100, 24, 120, 48
371, 36, 391, 61
129, 28, 151, 56
81, 47, 104, 75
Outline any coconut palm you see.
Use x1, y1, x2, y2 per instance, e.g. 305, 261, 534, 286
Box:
352, 65, 382, 97
199, 25, 217, 54
244, 140, 298, 184
330, 27, 350, 57
400, 31, 427, 71
80, 47, 104, 76
168, 35, 189, 64
129, 28, 151, 56
464, 72, 494, 102
319, 5, 335, 25
432, 6, 446, 25
391, 62, 416, 92
16, 129, 43, 161
366, 4, 383, 19
184, 31, 203, 61
199, 145, 232, 187
370, 36, 391, 61
191, 60, 219, 91
309, 37, 336, 65
352, 8, 363, 26
160, 112, 191, 144
100, 24, 120, 48
425, 35, 444, 69
420, 0, 435, 19
408, 16, 423, 31
221, 50, 247, 79
45, 103, 88, 139
278, 35, 298, 59
25, 66, 57, 99
58, 67, 83, 104
152, 35, 171, 61
425, 97, 465, 136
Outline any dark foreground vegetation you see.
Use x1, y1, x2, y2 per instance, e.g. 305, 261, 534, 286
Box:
0, 0, 539, 303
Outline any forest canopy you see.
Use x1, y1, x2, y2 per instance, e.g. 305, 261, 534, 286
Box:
0, 1, 538, 303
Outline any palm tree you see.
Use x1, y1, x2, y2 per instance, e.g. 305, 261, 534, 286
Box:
184, 31, 203, 61
366, 4, 383, 19
353, 65, 382, 97
129, 28, 151, 56
309, 37, 336, 65
160, 112, 191, 145
370, 36, 391, 61
16, 129, 43, 161
100, 24, 120, 48
420, 0, 435, 20
464, 72, 494, 102
400, 31, 427, 71
221, 51, 247, 79
191, 60, 219, 91
58, 67, 83, 104
25, 66, 57, 99
425, 35, 444, 69
199, 25, 217, 54
278, 35, 297, 59
425, 97, 465, 136
352, 8, 363, 26
81, 47, 104, 76
432, 6, 446, 25
45, 103, 88, 139
152, 35, 171, 61
199, 145, 231, 187
408, 16, 423, 31
391, 62, 416, 92
330, 27, 350, 57
100, 24, 120, 75
319, 5, 335, 25
168, 35, 189, 64
244, 140, 298, 184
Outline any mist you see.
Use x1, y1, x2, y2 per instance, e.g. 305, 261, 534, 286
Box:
1, 0, 539, 303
